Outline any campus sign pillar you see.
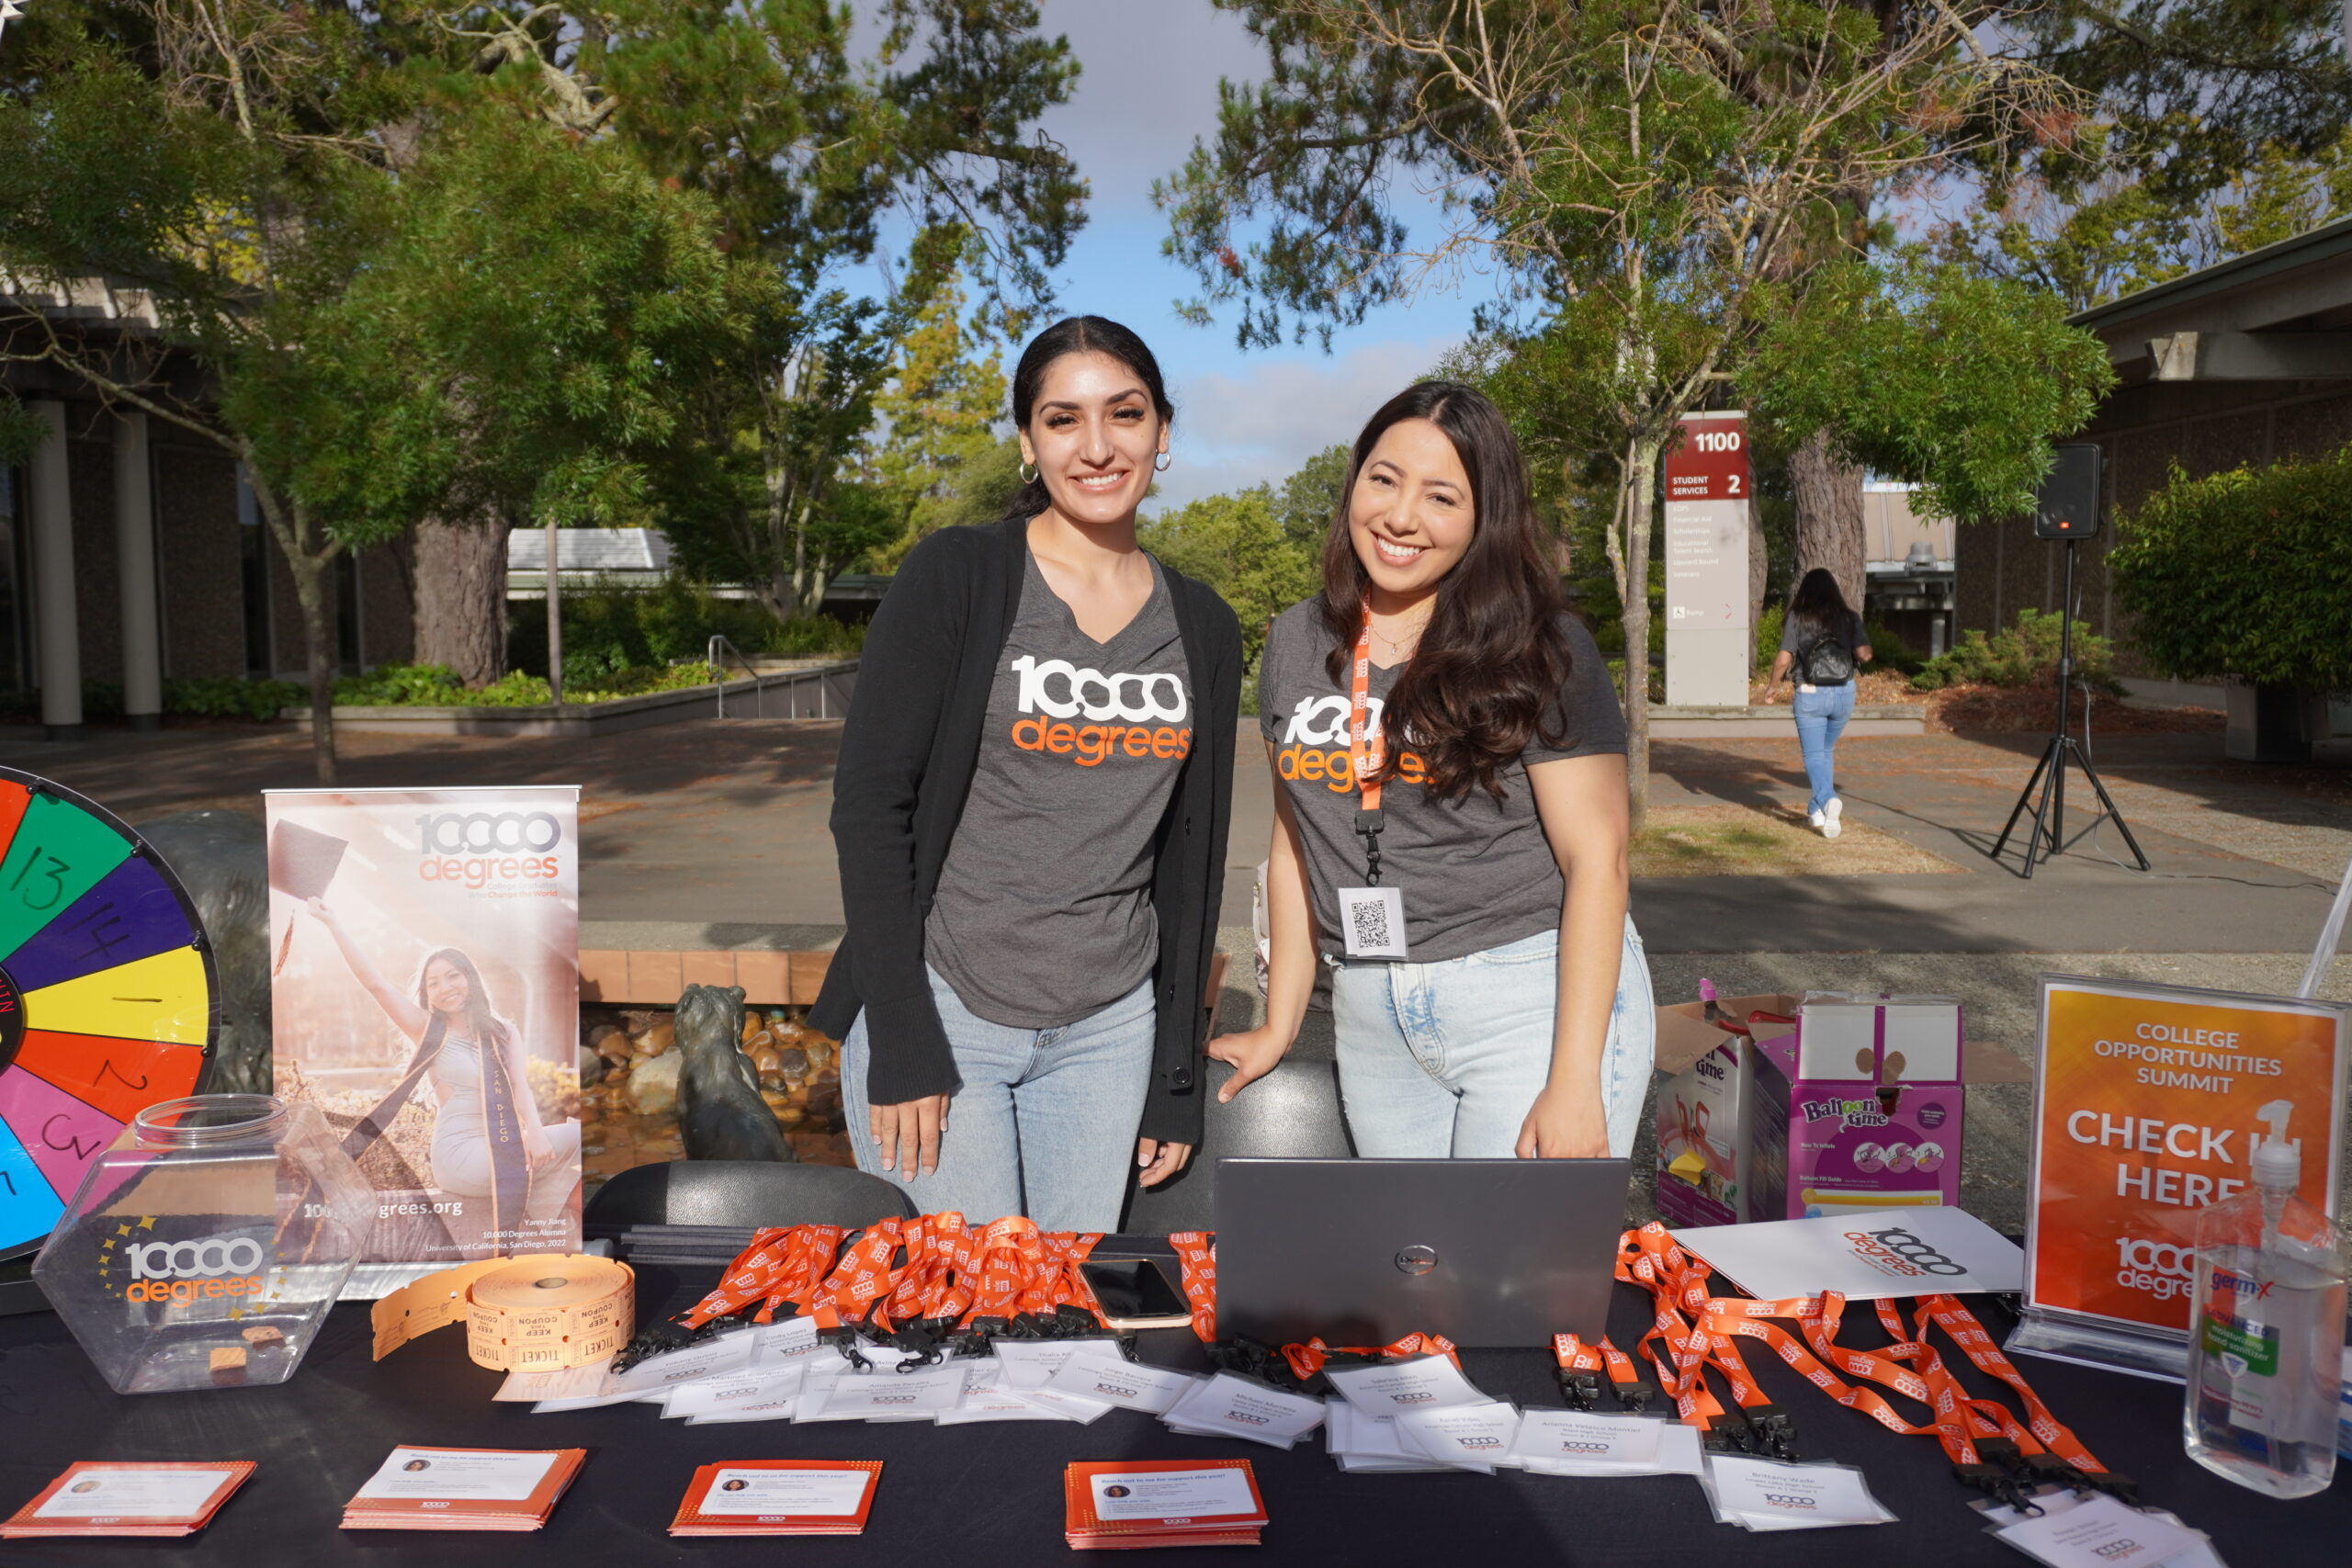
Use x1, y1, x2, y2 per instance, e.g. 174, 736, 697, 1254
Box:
1662, 411, 1754, 708
25, 399, 82, 738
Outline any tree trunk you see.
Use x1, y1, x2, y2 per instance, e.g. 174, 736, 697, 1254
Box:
411, 514, 511, 686
245, 468, 340, 785
1790, 430, 1867, 615
1623, 433, 1660, 836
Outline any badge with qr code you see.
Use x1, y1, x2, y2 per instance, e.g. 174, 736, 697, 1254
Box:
1336, 886, 1408, 960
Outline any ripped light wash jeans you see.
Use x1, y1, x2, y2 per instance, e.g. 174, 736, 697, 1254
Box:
1330, 917, 1656, 1158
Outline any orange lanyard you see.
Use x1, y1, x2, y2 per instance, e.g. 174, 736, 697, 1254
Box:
677, 1224, 846, 1329
1350, 610, 1387, 883
1612, 1222, 2129, 1506
1170, 1231, 1218, 1342
1282, 1331, 1460, 1382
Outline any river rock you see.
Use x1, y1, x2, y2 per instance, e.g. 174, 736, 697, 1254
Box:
625, 1051, 681, 1116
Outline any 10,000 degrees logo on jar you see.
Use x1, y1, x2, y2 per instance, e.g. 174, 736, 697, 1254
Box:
123, 1232, 267, 1303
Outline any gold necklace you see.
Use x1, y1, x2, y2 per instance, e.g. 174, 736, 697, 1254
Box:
1369, 615, 1428, 659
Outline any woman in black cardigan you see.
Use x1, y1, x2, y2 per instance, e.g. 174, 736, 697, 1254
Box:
811, 317, 1241, 1231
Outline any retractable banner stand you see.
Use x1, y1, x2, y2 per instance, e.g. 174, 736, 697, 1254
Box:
2011, 974, 2348, 1379
266, 788, 582, 1299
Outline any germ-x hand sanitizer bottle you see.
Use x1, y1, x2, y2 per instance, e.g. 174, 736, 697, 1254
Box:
2182, 1101, 2347, 1498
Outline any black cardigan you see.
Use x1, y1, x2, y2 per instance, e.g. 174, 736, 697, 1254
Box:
809, 515, 1242, 1145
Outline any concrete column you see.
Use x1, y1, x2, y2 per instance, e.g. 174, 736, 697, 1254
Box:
26, 400, 81, 737
113, 411, 163, 729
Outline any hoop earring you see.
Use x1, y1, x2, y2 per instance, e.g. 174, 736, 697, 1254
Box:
1019, 462, 1039, 484
1154, 451, 1171, 472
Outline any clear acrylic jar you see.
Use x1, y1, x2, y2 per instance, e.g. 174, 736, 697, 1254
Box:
32, 1094, 372, 1394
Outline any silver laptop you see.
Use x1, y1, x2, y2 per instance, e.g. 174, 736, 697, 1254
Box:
1213, 1157, 1630, 1348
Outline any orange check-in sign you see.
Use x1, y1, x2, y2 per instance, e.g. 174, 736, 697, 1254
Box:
2026, 976, 2346, 1337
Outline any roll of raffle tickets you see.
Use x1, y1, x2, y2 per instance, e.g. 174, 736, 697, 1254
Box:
371, 1253, 634, 1371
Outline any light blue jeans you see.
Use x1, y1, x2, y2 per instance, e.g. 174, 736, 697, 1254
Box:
1329, 918, 1656, 1158
840, 965, 1156, 1233
1792, 682, 1858, 815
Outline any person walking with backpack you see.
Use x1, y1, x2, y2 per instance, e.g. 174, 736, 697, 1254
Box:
1770, 568, 1872, 838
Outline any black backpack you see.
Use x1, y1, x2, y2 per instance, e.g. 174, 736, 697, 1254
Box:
1797, 621, 1857, 684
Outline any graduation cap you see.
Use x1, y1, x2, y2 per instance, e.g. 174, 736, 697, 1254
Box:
269, 819, 348, 974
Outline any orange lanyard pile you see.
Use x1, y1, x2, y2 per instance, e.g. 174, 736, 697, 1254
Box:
623, 1213, 1110, 1369
677, 1224, 847, 1329
1615, 1223, 2131, 1507
1349, 610, 1387, 883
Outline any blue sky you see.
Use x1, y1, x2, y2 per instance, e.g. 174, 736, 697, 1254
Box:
862, 1, 1497, 510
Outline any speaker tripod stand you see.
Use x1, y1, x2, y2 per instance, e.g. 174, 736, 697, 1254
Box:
1987, 538, 2149, 878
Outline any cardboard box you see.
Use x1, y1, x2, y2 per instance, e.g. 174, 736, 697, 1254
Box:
1654, 991, 2030, 1225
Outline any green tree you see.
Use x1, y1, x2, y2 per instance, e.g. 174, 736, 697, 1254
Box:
867, 269, 1012, 558
427, 2, 1086, 622
0, 0, 405, 781
1141, 489, 1320, 670
1273, 444, 1351, 546
256, 118, 745, 703
1159, 2, 2077, 828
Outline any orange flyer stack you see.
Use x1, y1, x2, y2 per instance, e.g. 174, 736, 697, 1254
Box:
1064, 1460, 1266, 1550
670, 1460, 882, 1536
340, 1446, 585, 1531
3, 1461, 255, 1539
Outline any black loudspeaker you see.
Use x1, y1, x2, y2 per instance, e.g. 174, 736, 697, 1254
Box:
2034, 443, 2102, 539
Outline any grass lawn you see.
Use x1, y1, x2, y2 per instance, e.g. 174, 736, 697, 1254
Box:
1632, 804, 1959, 876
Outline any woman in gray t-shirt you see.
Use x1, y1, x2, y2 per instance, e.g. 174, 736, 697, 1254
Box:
1209, 382, 1656, 1160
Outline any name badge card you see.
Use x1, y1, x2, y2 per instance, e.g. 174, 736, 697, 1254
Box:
671, 1461, 882, 1537
992, 1336, 1123, 1390
1323, 1352, 1486, 1416
797, 1360, 968, 1423
1991, 1494, 2207, 1568
1508, 1412, 1707, 1476
1159, 1373, 1327, 1449
1391, 1402, 1522, 1472
1041, 1347, 1204, 1414
1323, 1400, 1451, 1472
5, 1462, 256, 1539
934, 1360, 1077, 1426
663, 1363, 806, 1419
1337, 886, 1409, 959
1701, 1456, 1894, 1531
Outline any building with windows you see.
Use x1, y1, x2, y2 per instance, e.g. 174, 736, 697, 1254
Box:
1, 279, 412, 736
1956, 219, 2352, 706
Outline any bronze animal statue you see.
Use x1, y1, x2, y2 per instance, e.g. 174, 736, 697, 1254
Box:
673, 984, 796, 1163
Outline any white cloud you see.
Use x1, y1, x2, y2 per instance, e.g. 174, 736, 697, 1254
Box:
1148, 334, 1464, 509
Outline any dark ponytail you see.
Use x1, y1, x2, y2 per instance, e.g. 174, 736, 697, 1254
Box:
1004, 316, 1175, 522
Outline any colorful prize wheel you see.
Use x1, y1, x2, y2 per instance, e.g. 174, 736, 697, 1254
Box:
0, 768, 216, 1257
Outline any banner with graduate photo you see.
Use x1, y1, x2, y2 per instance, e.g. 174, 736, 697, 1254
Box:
266, 787, 582, 1286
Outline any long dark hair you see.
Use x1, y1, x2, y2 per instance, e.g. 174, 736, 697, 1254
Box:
1003, 316, 1174, 523
414, 947, 514, 1054
1317, 381, 1573, 802
1788, 568, 1853, 642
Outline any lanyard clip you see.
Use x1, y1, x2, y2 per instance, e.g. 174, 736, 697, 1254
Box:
1740, 1406, 1800, 1462
1353, 808, 1385, 886
1615, 1379, 1657, 1415
1953, 1463, 2040, 1515
1555, 1369, 1604, 1411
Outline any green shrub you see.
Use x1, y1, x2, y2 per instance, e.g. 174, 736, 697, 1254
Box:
1862, 618, 1925, 676
164, 677, 305, 721
1754, 604, 1784, 672
1909, 609, 2121, 693
508, 579, 862, 678
2109, 454, 2352, 689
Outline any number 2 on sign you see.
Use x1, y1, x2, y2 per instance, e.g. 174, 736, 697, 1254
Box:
8, 845, 71, 910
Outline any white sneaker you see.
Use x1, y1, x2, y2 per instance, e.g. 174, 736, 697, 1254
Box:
1823, 798, 1843, 840
1809, 808, 1826, 829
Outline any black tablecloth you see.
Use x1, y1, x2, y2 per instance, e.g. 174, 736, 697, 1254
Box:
1, 1254, 2342, 1566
